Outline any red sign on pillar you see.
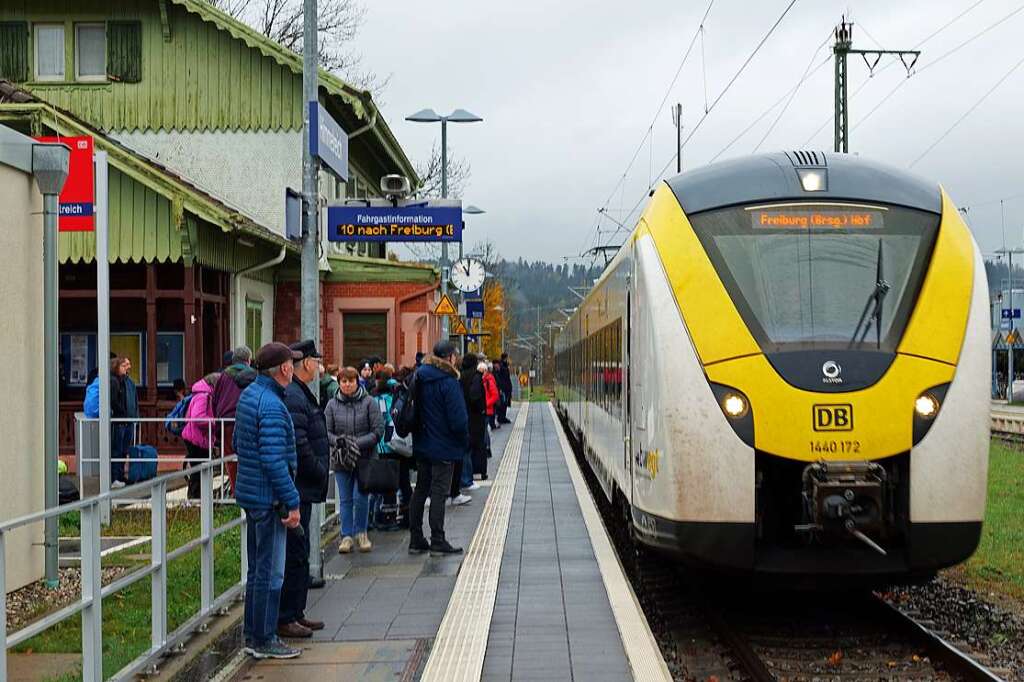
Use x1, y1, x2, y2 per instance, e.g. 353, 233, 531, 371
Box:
33, 136, 95, 231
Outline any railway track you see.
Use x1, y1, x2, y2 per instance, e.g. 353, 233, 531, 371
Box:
557, 409, 1007, 681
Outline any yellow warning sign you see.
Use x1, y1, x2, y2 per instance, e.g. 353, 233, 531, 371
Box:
1009, 330, 1020, 345
451, 316, 469, 335
433, 294, 458, 316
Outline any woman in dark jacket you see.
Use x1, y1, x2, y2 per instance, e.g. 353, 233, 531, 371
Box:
325, 367, 384, 554
460, 354, 488, 480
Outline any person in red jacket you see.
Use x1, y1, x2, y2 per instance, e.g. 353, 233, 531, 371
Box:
481, 361, 500, 431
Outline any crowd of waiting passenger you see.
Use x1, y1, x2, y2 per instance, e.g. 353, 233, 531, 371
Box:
87, 339, 515, 659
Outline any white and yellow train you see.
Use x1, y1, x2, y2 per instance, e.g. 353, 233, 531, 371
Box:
554, 152, 990, 582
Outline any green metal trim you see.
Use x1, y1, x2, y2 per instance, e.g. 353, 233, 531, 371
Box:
158, 0, 171, 41
0, 101, 296, 264
278, 255, 438, 284
10, 102, 295, 249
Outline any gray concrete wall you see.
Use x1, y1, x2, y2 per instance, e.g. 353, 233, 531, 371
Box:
0, 162, 45, 592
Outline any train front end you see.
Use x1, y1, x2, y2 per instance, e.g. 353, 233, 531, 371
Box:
639, 152, 989, 581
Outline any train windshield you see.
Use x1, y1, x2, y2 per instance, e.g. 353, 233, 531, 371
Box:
689, 202, 939, 353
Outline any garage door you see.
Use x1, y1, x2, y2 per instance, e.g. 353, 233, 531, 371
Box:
343, 312, 387, 367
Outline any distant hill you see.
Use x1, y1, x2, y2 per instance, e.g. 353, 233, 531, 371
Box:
493, 258, 603, 361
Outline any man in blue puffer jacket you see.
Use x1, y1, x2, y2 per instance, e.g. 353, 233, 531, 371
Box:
234, 342, 303, 660
409, 340, 469, 557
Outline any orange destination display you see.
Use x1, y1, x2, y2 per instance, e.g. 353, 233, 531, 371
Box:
747, 204, 886, 230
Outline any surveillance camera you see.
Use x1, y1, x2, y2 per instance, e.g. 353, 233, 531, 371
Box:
381, 174, 411, 198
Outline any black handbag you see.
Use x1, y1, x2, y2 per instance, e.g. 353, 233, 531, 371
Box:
357, 455, 400, 494
331, 435, 361, 472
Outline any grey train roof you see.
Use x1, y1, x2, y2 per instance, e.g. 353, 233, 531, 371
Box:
665, 152, 942, 215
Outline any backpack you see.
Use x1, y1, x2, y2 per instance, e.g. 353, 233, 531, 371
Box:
376, 393, 395, 448
83, 377, 100, 418
391, 372, 419, 438
164, 394, 192, 437
126, 444, 158, 484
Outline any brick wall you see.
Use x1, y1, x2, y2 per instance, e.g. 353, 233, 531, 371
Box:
274, 279, 437, 366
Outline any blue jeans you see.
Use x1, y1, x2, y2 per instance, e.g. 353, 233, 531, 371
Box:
111, 424, 133, 483
243, 508, 287, 646
461, 450, 473, 488
335, 470, 368, 536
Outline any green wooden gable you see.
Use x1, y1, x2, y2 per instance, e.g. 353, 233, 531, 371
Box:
0, 0, 416, 181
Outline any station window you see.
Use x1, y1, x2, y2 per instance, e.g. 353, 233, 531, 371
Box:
34, 24, 64, 81
75, 23, 105, 81
245, 299, 263, 351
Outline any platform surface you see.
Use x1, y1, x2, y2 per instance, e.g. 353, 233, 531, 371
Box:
233, 402, 654, 681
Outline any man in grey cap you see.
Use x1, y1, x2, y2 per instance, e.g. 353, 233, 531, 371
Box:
277, 340, 330, 639
235, 342, 303, 659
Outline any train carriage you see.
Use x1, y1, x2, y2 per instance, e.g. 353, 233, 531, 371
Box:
554, 151, 989, 582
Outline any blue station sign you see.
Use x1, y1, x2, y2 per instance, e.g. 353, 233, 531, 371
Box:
327, 205, 463, 242
465, 299, 485, 319
309, 102, 349, 180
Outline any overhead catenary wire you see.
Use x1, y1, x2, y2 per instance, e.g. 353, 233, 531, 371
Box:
607, 0, 800, 239
852, 3, 1024, 132
751, 31, 833, 153
909, 51, 1024, 167
709, 53, 832, 162
801, 0, 993, 146
583, 0, 716, 257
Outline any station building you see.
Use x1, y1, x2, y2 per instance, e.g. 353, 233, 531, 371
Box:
0, 1, 440, 459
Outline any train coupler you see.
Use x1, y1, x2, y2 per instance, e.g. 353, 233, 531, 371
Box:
796, 461, 889, 555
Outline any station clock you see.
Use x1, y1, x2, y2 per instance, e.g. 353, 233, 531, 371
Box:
451, 258, 486, 293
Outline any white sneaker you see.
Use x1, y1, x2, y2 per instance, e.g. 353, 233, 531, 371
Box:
463, 482, 481, 491
451, 494, 472, 506
110, 480, 126, 489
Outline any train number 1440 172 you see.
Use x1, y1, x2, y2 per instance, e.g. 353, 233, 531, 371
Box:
809, 440, 861, 455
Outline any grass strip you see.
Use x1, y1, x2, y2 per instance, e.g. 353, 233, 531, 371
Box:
16, 506, 241, 680
951, 441, 1024, 601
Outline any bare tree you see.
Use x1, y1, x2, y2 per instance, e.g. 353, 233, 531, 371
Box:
414, 141, 472, 199
211, 0, 390, 99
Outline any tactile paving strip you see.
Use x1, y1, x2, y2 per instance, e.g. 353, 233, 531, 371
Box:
420, 403, 530, 682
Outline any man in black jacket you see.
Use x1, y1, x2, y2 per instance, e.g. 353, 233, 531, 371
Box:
495, 354, 514, 424
277, 340, 330, 639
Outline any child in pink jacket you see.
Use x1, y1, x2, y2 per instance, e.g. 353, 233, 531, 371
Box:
182, 373, 219, 500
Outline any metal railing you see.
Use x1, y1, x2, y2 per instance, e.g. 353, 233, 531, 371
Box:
74, 415, 237, 507
0, 415, 347, 681
0, 457, 245, 681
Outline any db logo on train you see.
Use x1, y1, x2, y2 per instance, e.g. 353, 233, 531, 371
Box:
812, 404, 854, 432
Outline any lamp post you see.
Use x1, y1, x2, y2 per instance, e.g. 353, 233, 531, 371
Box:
406, 108, 482, 340
32, 141, 71, 587
998, 246, 1024, 402
461, 204, 485, 261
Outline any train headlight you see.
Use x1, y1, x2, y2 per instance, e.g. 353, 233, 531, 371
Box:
912, 384, 949, 446
797, 168, 827, 192
722, 393, 749, 418
914, 393, 939, 419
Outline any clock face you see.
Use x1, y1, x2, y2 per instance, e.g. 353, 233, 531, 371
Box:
451, 258, 486, 293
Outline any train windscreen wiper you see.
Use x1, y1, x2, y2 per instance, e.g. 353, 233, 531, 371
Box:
848, 239, 890, 350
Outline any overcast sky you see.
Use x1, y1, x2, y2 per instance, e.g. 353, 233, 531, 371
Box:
354, 0, 1024, 264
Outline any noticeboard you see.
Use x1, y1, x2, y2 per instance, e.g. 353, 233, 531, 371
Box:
327, 205, 462, 242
